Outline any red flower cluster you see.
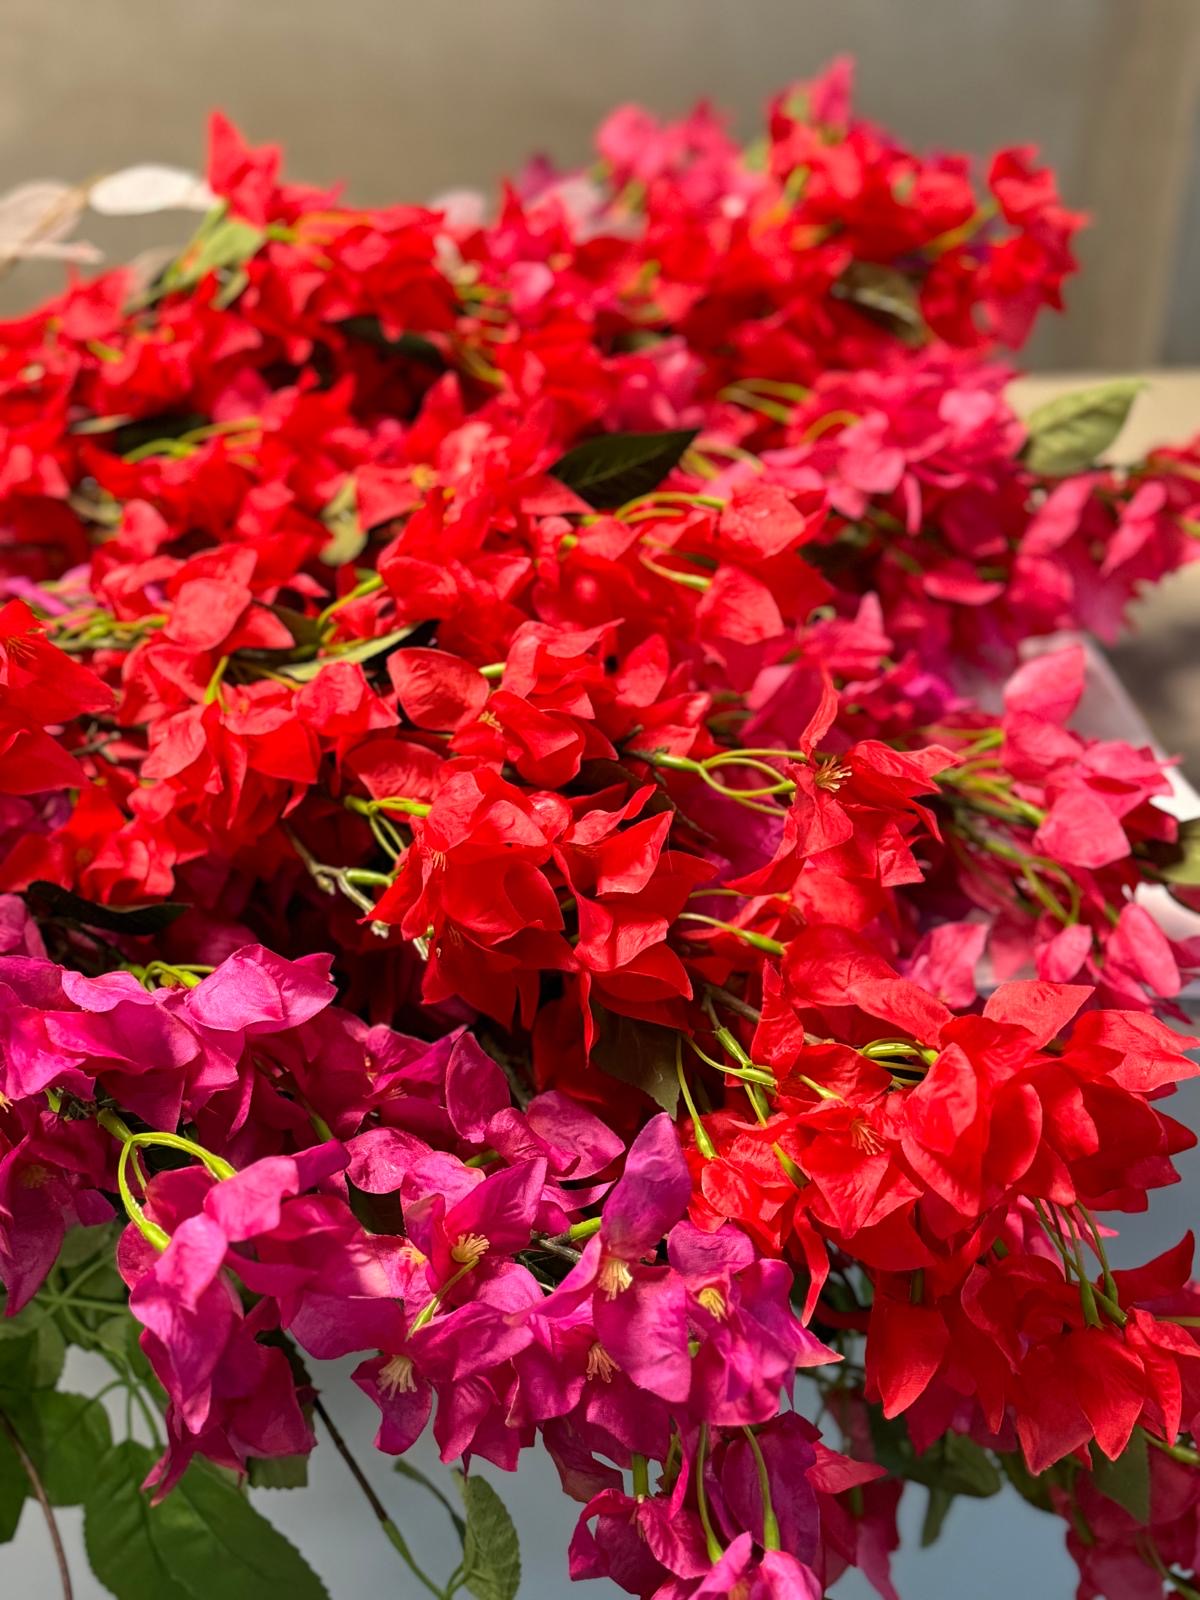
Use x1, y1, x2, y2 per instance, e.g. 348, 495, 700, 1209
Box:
2, 59, 1200, 1600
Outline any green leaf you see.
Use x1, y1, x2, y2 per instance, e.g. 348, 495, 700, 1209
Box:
85, 1442, 331, 1600
548, 428, 699, 508
921, 1484, 955, 1547
1022, 379, 1143, 475
247, 1454, 309, 1491
589, 1007, 680, 1116
83, 1443, 193, 1600
8, 1390, 112, 1505
264, 605, 327, 653
1091, 1427, 1150, 1523
0, 1317, 66, 1393
867, 1414, 999, 1500
337, 317, 447, 369
935, 1432, 1002, 1499
166, 214, 267, 296
345, 1177, 406, 1237
1145, 817, 1200, 887
275, 627, 414, 682
23, 880, 189, 936
0, 1425, 26, 1543
834, 262, 927, 341
92, 1313, 140, 1362
998, 1448, 1054, 1513
56, 1221, 121, 1271
456, 1471, 521, 1600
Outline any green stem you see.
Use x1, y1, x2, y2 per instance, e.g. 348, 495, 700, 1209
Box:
742, 1427, 781, 1551
676, 1039, 716, 1159
1078, 1205, 1121, 1306
695, 1425, 724, 1564
312, 1394, 447, 1599
1147, 1434, 1200, 1467
676, 913, 784, 955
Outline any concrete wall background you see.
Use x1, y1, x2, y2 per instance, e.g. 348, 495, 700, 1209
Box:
2, 0, 1199, 367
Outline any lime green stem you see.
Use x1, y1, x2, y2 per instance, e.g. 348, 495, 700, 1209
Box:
742, 1427, 781, 1551
676, 1039, 716, 1160
98, 1110, 237, 1251
695, 1425, 724, 1563
677, 913, 785, 955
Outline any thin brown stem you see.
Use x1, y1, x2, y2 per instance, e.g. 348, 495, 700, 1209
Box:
0, 1408, 73, 1600
311, 1394, 445, 1598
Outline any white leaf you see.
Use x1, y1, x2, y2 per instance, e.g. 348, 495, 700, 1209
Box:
12, 240, 103, 263
89, 165, 215, 217
0, 181, 84, 249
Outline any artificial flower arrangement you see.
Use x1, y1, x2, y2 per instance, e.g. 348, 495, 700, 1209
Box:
2, 57, 1200, 1600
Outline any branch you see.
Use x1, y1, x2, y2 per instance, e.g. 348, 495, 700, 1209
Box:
311, 1393, 446, 1599
0, 1408, 73, 1600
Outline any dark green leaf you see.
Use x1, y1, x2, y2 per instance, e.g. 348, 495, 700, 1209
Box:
0, 1317, 66, 1393
83, 1443, 193, 1600
247, 1454, 309, 1491
999, 1448, 1054, 1513
456, 1471, 521, 1600
8, 1390, 112, 1505
23, 881, 189, 936
92, 1313, 140, 1363
548, 428, 698, 508
590, 1007, 680, 1116
835, 262, 927, 341
85, 1442, 330, 1600
345, 1178, 406, 1237
275, 627, 414, 683
56, 1221, 121, 1272
921, 1484, 955, 1547
867, 1413, 999, 1499
1091, 1428, 1150, 1523
867, 1407, 914, 1479
0, 1425, 26, 1543
935, 1432, 1002, 1499
337, 317, 446, 369
1022, 380, 1143, 475
264, 605, 327, 653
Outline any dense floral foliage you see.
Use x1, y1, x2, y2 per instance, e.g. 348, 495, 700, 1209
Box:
2, 58, 1200, 1600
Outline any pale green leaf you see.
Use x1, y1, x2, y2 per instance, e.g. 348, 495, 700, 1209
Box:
1022, 380, 1143, 475
456, 1471, 521, 1600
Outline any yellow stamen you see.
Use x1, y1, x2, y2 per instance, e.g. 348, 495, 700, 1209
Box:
585, 1343, 618, 1383
850, 1118, 884, 1155
597, 1256, 634, 1299
450, 1231, 490, 1267
697, 1286, 728, 1320
378, 1354, 416, 1396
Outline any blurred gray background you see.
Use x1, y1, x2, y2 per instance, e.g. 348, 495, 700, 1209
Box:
3, 0, 1200, 370
1, 4, 1198, 1596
